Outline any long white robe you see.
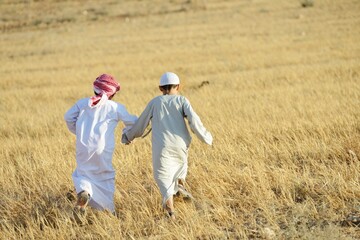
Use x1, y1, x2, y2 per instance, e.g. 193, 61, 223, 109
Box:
124, 95, 212, 205
64, 96, 137, 212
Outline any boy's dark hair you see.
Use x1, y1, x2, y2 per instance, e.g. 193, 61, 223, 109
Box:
94, 91, 115, 99
159, 84, 178, 91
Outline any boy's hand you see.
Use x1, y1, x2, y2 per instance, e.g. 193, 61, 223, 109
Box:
121, 133, 131, 145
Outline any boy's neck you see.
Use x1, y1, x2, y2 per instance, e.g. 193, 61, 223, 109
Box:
163, 89, 178, 95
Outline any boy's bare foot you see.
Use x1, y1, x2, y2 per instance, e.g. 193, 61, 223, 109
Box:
178, 184, 194, 200
164, 197, 176, 221
165, 204, 176, 221
167, 211, 176, 221
73, 191, 90, 224
74, 191, 90, 212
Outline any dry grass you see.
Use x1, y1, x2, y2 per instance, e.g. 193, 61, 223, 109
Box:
1, 0, 359, 239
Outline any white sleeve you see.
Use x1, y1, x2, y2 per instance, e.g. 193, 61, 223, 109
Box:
117, 105, 138, 134
183, 98, 213, 145
64, 103, 79, 135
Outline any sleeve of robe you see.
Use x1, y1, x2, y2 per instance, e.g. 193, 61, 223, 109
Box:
64, 103, 80, 135
123, 101, 153, 142
116, 104, 138, 134
183, 97, 213, 145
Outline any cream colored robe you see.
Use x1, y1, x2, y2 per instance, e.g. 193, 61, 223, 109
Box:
124, 95, 212, 205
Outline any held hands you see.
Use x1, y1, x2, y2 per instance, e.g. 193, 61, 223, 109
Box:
121, 133, 131, 145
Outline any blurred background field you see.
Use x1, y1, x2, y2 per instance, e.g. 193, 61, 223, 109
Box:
0, 0, 359, 239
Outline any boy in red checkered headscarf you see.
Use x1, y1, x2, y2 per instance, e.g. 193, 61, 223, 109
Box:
65, 74, 137, 215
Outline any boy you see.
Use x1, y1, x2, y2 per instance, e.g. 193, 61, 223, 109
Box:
64, 74, 137, 214
122, 72, 213, 220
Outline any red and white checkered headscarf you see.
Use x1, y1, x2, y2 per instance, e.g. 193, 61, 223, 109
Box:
90, 74, 121, 107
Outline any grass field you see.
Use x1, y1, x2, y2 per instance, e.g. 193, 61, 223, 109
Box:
0, 0, 359, 239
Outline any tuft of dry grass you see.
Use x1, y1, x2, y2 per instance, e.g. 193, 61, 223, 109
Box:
1, 0, 359, 239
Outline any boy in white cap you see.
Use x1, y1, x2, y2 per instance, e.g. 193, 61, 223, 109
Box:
122, 72, 213, 220
64, 74, 137, 215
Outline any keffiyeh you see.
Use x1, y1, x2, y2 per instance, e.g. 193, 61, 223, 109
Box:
90, 74, 121, 107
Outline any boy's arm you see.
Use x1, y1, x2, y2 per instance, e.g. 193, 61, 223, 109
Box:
117, 105, 138, 134
183, 98, 213, 145
122, 102, 153, 143
64, 103, 80, 135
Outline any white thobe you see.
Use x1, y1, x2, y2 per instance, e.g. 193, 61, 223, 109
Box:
64, 96, 137, 212
124, 95, 212, 205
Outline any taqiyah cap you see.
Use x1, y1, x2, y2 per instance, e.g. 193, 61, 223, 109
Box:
159, 72, 180, 86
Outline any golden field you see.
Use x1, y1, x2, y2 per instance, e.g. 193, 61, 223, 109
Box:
0, 0, 359, 239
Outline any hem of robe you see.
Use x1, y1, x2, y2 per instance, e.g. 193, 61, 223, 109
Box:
152, 146, 189, 207
72, 171, 115, 212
